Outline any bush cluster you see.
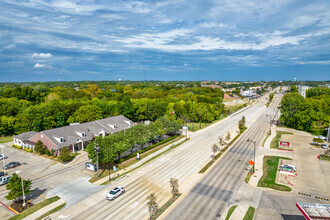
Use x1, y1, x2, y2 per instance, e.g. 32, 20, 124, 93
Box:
23, 148, 33, 153
12, 144, 22, 149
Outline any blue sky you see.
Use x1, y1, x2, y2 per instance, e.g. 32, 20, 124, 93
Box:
0, 0, 329, 82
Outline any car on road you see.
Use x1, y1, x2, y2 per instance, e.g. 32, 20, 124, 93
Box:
0, 154, 8, 160
106, 186, 125, 201
3, 162, 21, 170
321, 144, 328, 149
0, 175, 11, 186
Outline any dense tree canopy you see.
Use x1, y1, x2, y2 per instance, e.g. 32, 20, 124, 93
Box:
280, 87, 330, 135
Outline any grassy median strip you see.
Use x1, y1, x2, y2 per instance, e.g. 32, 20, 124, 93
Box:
9, 196, 60, 220
35, 203, 66, 220
199, 133, 241, 173
270, 131, 293, 149
257, 156, 292, 191
319, 155, 330, 161
262, 130, 271, 147
150, 194, 181, 220
89, 135, 182, 183
245, 168, 253, 183
101, 139, 189, 185
225, 205, 238, 220
243, 206, 255, 220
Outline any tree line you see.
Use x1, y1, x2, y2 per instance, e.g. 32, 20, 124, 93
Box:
280, 86, 330, 135
0, 82, 224, 136
85, 117, 181, 165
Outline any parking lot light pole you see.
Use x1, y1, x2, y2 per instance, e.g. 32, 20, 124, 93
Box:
0, 145, 5, 171
247, 139, 256, 174
94, 140, 100, 178
15, 170, 26, 207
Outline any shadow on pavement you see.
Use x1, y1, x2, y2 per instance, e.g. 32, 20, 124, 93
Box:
282, 214, 305, 220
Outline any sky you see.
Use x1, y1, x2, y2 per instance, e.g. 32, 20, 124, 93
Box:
0, 0, 329, 82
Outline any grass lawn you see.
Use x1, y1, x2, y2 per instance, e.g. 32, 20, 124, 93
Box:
258, 156, 292, 191
245, 168, 253, 183
35, 203, 66, 220
186, 122, 211, 132
243, 206, 255, 220
262, 130, 271, 147
270, 131, 293, 149
225, 205, 238, 220
0, 136, 13, 143
9, 196, 60, 220
319, 155, 330, 161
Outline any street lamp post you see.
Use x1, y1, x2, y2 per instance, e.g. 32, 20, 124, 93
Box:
0, 145, 5, 171
94, 140, 100, 178
15, 170, 25, 208
247, 139, 256, 174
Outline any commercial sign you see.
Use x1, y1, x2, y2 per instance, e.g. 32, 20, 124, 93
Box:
279, 141, 290, 147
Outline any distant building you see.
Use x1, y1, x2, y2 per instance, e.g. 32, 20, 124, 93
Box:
13, 115, 135, 155
298, 85, 310, 98
201, 84, 222, 89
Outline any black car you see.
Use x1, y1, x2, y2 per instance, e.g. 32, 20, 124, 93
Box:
3, 162, 21, 170
0, 171, 7, 177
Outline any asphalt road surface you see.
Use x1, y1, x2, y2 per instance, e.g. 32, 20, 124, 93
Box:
164, 93, 282, 220
51, 96, 271, 220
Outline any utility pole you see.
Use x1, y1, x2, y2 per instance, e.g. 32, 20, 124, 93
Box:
94, 140, 100, 178
0, 145, 5, 171
15, 170, 25, 208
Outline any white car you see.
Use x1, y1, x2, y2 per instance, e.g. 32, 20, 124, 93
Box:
0, 176, 11, 186
0, 154, 8, 160
106, 186, 125, 201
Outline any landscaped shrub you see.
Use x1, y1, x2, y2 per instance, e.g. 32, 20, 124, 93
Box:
45, 149, 50, 156
34, 140, 46, 154
59, 147, 73, 162
12, 144, 22, 149
23, 148, 33, 153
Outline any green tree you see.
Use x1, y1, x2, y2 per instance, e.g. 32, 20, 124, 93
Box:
56, 111, 67, 127
34, 140, 46, 154
59, 147, 72, 162
69, 105, 103, 123
5, 173, 32, 203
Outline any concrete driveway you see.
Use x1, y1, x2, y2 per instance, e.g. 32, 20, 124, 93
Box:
0, 142, 93, 219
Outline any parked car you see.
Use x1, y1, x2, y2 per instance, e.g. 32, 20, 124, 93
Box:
0, 154, 8, 160
0, 171, 7, 177
321, 144, 328, 149
106, 186, 125, 201
311, 142, 319, 145
0, 175, 11, 185
3, 162, 21, 170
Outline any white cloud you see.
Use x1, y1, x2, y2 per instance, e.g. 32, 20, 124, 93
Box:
32, 53, 53, 58
34, 63, 45, 68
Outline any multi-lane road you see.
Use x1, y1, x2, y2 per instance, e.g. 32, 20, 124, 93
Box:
51, 95, 271, 220
164, 94, 282, 220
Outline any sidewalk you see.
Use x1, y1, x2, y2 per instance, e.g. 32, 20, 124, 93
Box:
93, 137, 187, 185
23, 199, 65, 220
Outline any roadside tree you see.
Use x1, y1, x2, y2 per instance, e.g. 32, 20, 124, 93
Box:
147, 193, 158, 220
5, 173, 32, 207
212, 144, 218, 160
169, 178, 179, 199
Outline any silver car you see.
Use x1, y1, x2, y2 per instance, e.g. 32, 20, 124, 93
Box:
106, 186, 125, 201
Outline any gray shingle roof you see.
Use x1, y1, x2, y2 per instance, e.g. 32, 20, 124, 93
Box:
42, 115, 134, 149
13, 131, 37, 141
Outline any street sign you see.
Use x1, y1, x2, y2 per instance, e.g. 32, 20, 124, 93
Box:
249, 160, 254, 166
182, 126, 188, 130
137, 153, 140, 160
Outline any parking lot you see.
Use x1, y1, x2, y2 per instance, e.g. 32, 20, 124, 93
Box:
256, 128, 330, 219
0, 141, 96, 219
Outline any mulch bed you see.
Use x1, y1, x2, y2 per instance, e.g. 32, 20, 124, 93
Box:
11, 200, 34, 213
